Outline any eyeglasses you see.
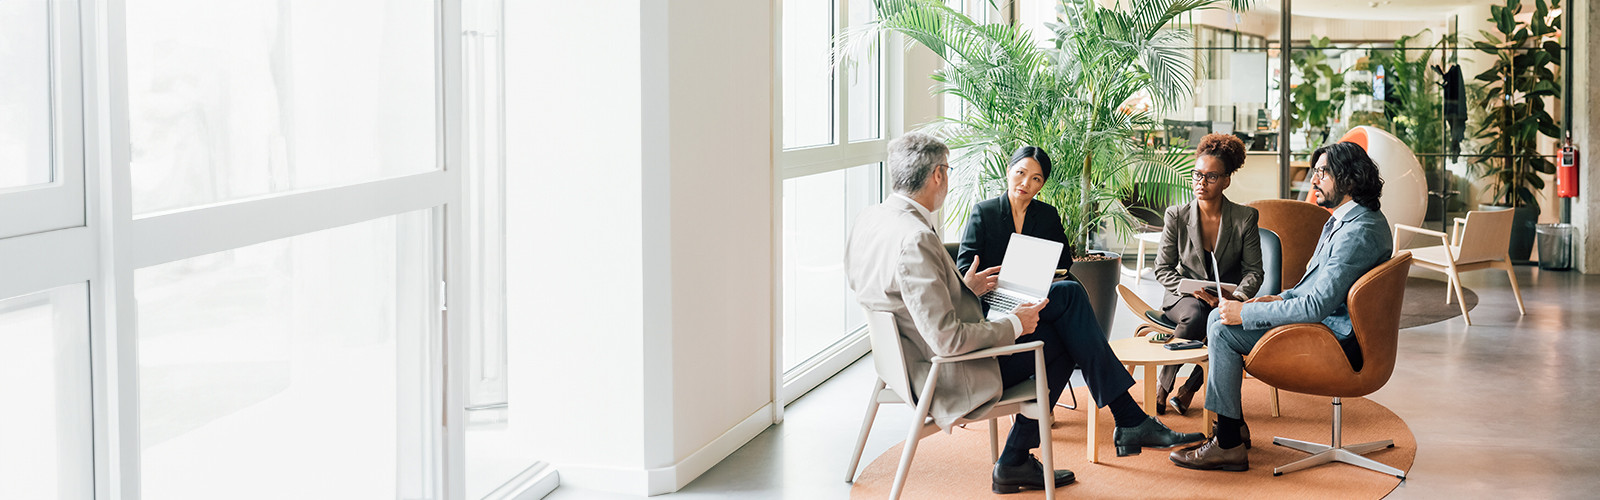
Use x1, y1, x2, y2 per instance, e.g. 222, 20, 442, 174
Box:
1310, 166, 1331, 181
1191, 172, 1229, 184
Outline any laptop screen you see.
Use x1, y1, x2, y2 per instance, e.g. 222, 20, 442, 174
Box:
996, 233, 1064, 298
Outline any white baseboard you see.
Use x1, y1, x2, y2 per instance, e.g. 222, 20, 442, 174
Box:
484, 462, 560, 500
553, 403, 776, 497
645, 402, 775, 495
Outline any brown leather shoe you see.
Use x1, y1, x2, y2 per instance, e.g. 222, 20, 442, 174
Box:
1180, 421, 1251, 452
1170, 436, 1249, 472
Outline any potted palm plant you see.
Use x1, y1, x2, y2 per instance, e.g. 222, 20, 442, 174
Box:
840, 0, 1221, 336
1469, 0, 1562, 261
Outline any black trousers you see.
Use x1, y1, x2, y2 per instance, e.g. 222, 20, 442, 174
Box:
1158, 295, 1213, 395
995, 280, 1135, 451
1163, 295, 1213, 342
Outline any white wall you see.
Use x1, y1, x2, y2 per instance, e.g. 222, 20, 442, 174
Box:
506, 0, 777, 495
660, 0, 776, 463
506, 0, 650, 489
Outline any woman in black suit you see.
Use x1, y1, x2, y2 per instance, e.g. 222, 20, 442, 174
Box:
1151, 133, 1263, 415
956, 146, 1075, 277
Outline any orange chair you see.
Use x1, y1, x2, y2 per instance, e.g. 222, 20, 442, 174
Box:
1243, 253, 1412, 478
1246, 199, 1332, 291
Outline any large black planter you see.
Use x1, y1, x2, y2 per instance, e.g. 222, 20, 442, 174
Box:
1072, 251, 1121, 339
1479, 204, 1539, 261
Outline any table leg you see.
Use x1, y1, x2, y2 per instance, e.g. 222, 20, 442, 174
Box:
1143, 364, 1158, 416
1135, 239, 1148, 285
1199, 359, 1213, 437
1087, 401, 1099, 464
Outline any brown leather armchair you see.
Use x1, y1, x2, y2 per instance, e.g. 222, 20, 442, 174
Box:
1246, 199, 1332, 291
1243, 252, 1412, 479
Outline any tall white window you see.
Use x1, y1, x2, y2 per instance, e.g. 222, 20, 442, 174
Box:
0, 285, 93, 500
777, 0, 894, 404
0, 0, 85, 238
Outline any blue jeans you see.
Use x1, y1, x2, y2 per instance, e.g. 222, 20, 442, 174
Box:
1201, 308, 1269, 420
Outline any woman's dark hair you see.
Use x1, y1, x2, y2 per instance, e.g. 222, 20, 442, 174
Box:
1008, 145, 1053, 180
1310, 141, 1385, 210
1195, 133, 1247, 174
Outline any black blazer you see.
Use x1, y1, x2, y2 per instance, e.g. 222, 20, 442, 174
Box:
956, 195, 1075, 275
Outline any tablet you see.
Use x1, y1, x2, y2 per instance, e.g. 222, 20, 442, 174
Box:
1177, 278, 1245, 300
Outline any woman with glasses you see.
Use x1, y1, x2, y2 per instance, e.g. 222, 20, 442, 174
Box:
1150, 133, 1264, 415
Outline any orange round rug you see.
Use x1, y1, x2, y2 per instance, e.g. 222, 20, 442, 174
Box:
850, 378, 1414, 499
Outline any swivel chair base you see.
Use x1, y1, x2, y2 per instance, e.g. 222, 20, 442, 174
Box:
1270, 397, 1406, 479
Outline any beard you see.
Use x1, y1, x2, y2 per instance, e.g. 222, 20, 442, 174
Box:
1314, 184, 1345, 209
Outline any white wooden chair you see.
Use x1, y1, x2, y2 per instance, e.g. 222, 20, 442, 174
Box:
1394, 209, 1526, 326
845, 310, 1059, 500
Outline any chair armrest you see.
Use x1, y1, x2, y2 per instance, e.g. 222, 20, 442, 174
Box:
932, 341, 1044, 364
1393, 223, 1446, 238
1242, 323, 1355, 395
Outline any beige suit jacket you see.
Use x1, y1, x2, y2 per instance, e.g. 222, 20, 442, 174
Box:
844, 196, 1017, 431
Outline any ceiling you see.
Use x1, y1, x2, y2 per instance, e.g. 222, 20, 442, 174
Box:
1252, 0, 1505, 22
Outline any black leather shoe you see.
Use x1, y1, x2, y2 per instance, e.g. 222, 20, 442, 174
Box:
992, 455, 1075, 494
1113, 417, 1206, 456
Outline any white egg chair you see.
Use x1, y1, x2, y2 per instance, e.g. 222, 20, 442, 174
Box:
1309, 126, 1428, 248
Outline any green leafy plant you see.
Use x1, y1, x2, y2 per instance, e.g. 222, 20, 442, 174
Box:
1369, 30, 1444, 174
1469, 0, 1562, 210
1287, 35, 1346, 148
839, 0, 1223, 257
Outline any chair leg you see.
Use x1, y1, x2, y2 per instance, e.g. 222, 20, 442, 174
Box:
889, 421, 925, 500
1270, 387, 1281, 418
1270, 397, 1405, 479
1447, 265, 1471, 325
1498, 258, 1526, 315
1034, 349, 1056, 500
845, 380, 885, 483
1055, 376, 1078, 411
989, 418, 999, 463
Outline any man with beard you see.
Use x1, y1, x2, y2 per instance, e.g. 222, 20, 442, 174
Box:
1169, 141, 1392, 471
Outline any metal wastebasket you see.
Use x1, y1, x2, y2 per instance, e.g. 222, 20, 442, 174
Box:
1536, 223, 1573, 270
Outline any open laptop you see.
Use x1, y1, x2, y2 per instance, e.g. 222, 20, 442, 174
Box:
981, 233, 1064, 320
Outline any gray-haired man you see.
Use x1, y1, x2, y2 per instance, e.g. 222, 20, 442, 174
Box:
845, 132, 1202, 493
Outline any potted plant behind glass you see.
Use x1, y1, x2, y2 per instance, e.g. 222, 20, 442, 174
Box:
1371, 30, 1446, 220
839, 0, 1222, 337
1287, 35, 1347, 152
1468, 0, 1562, 261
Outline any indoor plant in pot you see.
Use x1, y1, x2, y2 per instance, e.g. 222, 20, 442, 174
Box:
840, 0, 1223, 336
1468, 0, 1562, 261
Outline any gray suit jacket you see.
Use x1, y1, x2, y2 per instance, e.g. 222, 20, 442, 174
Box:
1240, 203, 1392, 339
1153, 198, 1264, 309
844, 196, 1015, 431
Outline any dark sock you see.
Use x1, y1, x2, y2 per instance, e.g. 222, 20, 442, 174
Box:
998, 446, 1030, 466
1215, 415, 1245, 449
1109, 393, 1147, 428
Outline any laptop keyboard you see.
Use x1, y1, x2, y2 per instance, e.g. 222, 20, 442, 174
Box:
984, 290, 1025, 313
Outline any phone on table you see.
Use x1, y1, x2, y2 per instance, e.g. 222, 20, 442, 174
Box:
1164, 339, 1204, 350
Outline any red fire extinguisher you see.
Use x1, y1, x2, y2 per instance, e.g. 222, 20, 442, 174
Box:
1559, 132, 1579, 198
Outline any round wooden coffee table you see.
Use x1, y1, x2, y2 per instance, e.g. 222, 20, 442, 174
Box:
1109, 336, 1213, 433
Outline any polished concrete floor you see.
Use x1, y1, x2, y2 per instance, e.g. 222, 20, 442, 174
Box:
550, 264, 1600, 499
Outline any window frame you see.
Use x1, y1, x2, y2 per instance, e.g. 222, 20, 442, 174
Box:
0, 0, 87, 239
773, 0, 902, 409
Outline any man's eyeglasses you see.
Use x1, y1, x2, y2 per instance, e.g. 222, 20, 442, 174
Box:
1309, 166, 1331, 181
1191, 172, 1229, 184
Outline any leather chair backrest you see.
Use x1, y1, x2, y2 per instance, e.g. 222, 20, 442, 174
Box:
1454, 209, 1515, 264
1257, 228, 1282, 297
1247, 199, 1332, 290
864, 310, 915, 404
1342, 252, 1413, 395
944, 242, 961, 264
